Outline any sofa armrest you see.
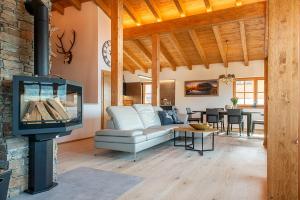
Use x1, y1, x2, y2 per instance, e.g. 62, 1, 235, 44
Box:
177, 113, 188, 124
96, 129, 143, 137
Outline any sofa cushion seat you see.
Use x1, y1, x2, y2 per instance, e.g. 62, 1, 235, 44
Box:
143, 128, 170, 140
96, 129, 143, 137
95, 135, 147, 144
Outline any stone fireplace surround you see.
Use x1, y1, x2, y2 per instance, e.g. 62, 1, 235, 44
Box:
0, 0, 57, 197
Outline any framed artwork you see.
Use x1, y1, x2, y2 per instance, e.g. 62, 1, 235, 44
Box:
184, 79, 219, 96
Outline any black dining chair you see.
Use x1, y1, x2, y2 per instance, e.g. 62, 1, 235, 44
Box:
206, 108, 224, 131
227, 109, 244, 136
186, 108, 201, 123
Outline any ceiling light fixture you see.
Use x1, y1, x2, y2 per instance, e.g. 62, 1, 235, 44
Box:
219, 40, 235, 84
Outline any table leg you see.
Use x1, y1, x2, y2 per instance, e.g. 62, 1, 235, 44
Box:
247, 113, 252, 136
201, 112, 204, 123
184, 131, 187, 150
173, 130, 175, 146
212, 132, 215, 151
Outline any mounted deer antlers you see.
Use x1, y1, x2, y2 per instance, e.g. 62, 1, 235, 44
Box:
56, 30, 76, 64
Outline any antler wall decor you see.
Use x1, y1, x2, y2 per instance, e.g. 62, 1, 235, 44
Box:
56, 30, 76, 64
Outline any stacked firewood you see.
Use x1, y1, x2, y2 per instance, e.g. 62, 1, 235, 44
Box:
22, 99, 70, 123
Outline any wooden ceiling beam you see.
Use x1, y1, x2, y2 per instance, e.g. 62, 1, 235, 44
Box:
93, 0, 111, 17
132, 40, 152, 61
188, 30, 209, 68
124, 2, 266, 39
52, 2, 64, 15
124, 48, 148, 72
173, 0, 186, 17
69, 0, 81, 10
169, 33, 192, 70
203, 0, 212, 12
144, 0, 162, 22
239, 21, 249, 66
212, 26, 228, 68
160, 42, 177, 71
124, 0, 141, 26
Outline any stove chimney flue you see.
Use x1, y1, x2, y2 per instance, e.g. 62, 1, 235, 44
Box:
25, 0, 49, 76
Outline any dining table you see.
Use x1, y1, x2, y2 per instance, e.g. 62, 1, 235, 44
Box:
193, 110, 261, 136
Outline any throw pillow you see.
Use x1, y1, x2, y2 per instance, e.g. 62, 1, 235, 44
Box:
158, 111, 175, 125
170, 110, 183, 124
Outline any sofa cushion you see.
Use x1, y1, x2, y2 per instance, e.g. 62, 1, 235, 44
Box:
143, 128, 170, 140
158, 111, 174, 125
95, 135, 147, 144
95, 129, 143, 137
106, 106, 144, 130
133, 104, 161, 128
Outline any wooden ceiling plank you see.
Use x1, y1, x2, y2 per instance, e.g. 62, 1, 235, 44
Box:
188, 30, 209, 68
203, 0, 212, 12
169, 33, 192, 70
144, 0, 162, 22
52, 2, 64, 15
160, 42, 177, 71
69, 0, 81, 10
124, 48, 148, 72
124, 2, 266, 39
212, 26, 228, 68
236, 0, 243, 7
173, 0, 186, 17
124, 63, 135, 73
239, 21, 249, 66
124, 0, 141, 26
93, 0, 111, 17
132, 39, 152, 61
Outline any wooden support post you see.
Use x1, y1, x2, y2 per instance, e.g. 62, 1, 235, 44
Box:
268, 0, 299, 199
263, 57, 268, 147
111, 0, 123, 106
151, 34, 160, 106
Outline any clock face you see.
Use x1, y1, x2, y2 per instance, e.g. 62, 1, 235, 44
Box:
102, 40, 111, 67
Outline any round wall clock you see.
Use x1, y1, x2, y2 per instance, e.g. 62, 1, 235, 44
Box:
102, 40, 111, 67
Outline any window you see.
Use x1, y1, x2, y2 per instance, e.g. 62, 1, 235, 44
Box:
233, 77, 264, 107
143, 83, 152, 104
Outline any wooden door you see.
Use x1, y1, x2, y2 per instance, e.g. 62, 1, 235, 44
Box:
101, 70, 111, 129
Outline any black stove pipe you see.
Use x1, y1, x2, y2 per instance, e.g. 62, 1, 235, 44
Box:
25, 0, 49, 76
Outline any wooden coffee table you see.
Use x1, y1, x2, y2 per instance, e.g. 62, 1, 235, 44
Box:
173, 127, 218, 156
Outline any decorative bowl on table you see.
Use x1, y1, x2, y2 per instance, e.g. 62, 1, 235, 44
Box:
189, 123, 212, 131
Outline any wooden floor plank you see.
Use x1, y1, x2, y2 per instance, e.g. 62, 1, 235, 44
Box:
57, 136, 266, 200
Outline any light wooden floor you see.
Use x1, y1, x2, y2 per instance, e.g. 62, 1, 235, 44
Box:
57, 136, 267, 200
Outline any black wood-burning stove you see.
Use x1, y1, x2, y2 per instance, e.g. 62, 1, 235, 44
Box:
12, 0, 83, 194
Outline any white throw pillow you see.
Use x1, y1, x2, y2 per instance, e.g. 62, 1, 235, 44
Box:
106, 106, 144, 130
133, 104, 161, 128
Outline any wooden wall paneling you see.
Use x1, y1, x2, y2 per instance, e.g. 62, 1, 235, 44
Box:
151, 34, 160, 106
212, 25, 228, 67
239, 21, 249, 66
111, 0, 123, 106
267, 0, 299, 199
160, 81, 175, 105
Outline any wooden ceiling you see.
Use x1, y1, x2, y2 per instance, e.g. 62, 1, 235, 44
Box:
51, 0, 267, 73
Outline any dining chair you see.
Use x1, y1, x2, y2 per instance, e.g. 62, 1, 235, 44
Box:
227, 109, 244, 136
186, 108, 201, 123
206, 108, 224, 131
251, 113, 264, 134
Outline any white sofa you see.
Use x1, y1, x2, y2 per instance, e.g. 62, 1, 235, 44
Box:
95, 104, 187, 160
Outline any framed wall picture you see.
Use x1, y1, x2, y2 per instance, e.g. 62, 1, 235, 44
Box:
184, 79, 219, 96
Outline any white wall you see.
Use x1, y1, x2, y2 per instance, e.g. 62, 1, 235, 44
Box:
125, 60, 265, 123
51, 2, 111, 143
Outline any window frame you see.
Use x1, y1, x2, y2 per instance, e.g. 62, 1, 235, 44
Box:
233, 77, 264, 108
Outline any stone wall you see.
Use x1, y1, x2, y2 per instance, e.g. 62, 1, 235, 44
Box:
0, 0, 54, 198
